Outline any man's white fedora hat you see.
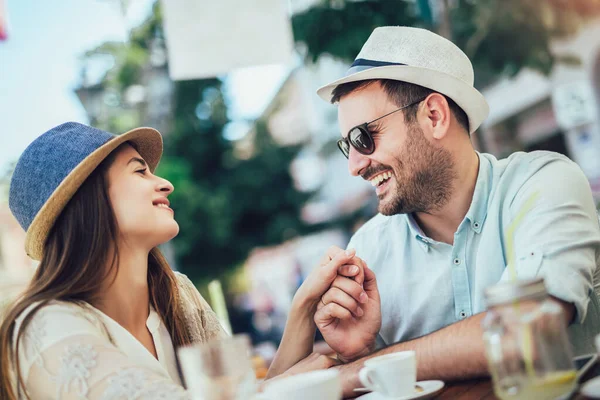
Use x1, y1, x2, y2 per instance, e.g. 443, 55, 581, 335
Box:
317, 26, 489, 134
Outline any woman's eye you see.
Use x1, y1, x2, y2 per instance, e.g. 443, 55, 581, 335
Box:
136, 168, 147, 175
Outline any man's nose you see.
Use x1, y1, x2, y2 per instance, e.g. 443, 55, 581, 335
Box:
348, 147, 370, 177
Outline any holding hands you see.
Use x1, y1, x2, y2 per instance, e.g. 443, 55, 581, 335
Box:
293, 246, 381, 362
268, 246, 380, 379
313, 247, 381, 363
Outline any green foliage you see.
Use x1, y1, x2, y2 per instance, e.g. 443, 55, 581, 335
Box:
292, 0, 593, 86
292, 0, 419, 63
451, 0, 584, 79
157, 78, 313, 281
117, 46, 148, 89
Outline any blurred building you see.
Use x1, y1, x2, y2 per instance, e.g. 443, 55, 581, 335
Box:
481, 19, 600, 201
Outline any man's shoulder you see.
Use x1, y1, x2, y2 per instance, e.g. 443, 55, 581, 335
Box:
484, 151, 583, 190
484, 150, 573, 170
482, 151, 593, 217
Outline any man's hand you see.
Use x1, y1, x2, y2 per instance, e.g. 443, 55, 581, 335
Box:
315, 263, 381, 363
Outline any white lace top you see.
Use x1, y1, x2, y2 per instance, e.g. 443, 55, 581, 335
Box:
12, 300, 191, 400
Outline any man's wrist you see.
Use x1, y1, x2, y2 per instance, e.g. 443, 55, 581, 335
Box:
333, 359, 365, 398
336, 344, 374, 364
336, 353, 354, 364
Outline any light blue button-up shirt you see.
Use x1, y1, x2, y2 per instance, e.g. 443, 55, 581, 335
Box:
348, 151, 600, 356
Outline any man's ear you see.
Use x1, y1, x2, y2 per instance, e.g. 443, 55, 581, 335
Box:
421, 93, 451, 140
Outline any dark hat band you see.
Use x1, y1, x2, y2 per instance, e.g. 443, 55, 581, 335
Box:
346, 58, 407, 76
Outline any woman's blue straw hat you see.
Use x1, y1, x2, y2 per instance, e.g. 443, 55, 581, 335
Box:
9, 122, 163, 260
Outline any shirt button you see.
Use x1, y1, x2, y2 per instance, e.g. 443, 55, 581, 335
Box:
453, 258, 461, 265
473, 222, 480, 229
459, 310, 467, 318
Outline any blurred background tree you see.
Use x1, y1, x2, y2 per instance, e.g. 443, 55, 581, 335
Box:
161, 86, 313, 284
80, 4, 314, 284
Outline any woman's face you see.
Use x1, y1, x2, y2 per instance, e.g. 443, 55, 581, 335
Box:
106, 144, 179, 249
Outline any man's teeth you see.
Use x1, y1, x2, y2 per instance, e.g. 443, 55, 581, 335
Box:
370, 171, 392, 187
155, 203, 169, 208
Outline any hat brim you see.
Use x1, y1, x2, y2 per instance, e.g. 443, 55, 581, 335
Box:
25, 127, 163, 261
316, 65, 489, 134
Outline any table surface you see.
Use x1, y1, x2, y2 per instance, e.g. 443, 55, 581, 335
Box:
353, 378, 594, 399
354, 360, 600, 400
431, 377, 596, 400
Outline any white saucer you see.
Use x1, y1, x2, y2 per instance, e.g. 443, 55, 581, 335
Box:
357, 380, 445, 400
582, 376, 600, 398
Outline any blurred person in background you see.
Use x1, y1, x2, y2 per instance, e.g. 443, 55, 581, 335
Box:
297, 26, 600, 397
0, 122, 366, 399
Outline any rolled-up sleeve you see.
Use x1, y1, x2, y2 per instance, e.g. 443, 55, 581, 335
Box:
506, 156, 600, 323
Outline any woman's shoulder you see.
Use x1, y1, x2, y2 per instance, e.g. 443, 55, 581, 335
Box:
173, 271, 228, 341
14, 300, 110, 345
13, 300, 112, 382
173, 271, 210, 309
173, 270, 193, 287
173, 271, 200, 289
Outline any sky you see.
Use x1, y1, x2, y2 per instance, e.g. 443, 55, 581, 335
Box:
0, 0, 289, 177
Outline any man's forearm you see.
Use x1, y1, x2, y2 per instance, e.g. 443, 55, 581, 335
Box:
337, 313, 489, 398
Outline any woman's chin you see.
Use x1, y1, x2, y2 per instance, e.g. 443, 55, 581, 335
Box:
152, 223, 180, 246
165, 223, 180, 241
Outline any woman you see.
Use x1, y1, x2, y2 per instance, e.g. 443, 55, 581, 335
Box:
0, 122, 365, 399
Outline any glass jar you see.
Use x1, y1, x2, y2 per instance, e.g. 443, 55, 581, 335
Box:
482, 278, 576, 400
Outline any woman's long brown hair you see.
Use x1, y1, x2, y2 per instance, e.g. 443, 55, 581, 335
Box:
0, 144, 192, 399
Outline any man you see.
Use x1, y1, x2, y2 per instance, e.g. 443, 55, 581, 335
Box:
311, 26, 600, 396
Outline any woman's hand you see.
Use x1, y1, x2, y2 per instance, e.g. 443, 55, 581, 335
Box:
262, 352, 340, 390
292, 246, 367, 315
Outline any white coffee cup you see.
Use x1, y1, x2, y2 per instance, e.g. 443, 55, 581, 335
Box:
262, 369, 342, 400
358, 351, 417, 396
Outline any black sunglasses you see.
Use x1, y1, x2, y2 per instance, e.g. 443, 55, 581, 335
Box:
337, 98, 426, 158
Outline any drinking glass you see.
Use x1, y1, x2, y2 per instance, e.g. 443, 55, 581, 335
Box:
178, 334, 257, 400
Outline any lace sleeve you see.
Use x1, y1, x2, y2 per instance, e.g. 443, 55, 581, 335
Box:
14, 302, 190, 400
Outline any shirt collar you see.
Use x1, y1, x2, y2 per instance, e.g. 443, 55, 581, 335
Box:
404, 152, 491, 241
464, 152, 491, 233
405, 213, 431, 251
146, 305, 161, 334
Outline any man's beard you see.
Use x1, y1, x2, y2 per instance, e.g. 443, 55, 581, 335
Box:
376, 125, 456, 216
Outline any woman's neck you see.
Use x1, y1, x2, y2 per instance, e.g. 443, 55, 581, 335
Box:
92, 246, 151, 333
